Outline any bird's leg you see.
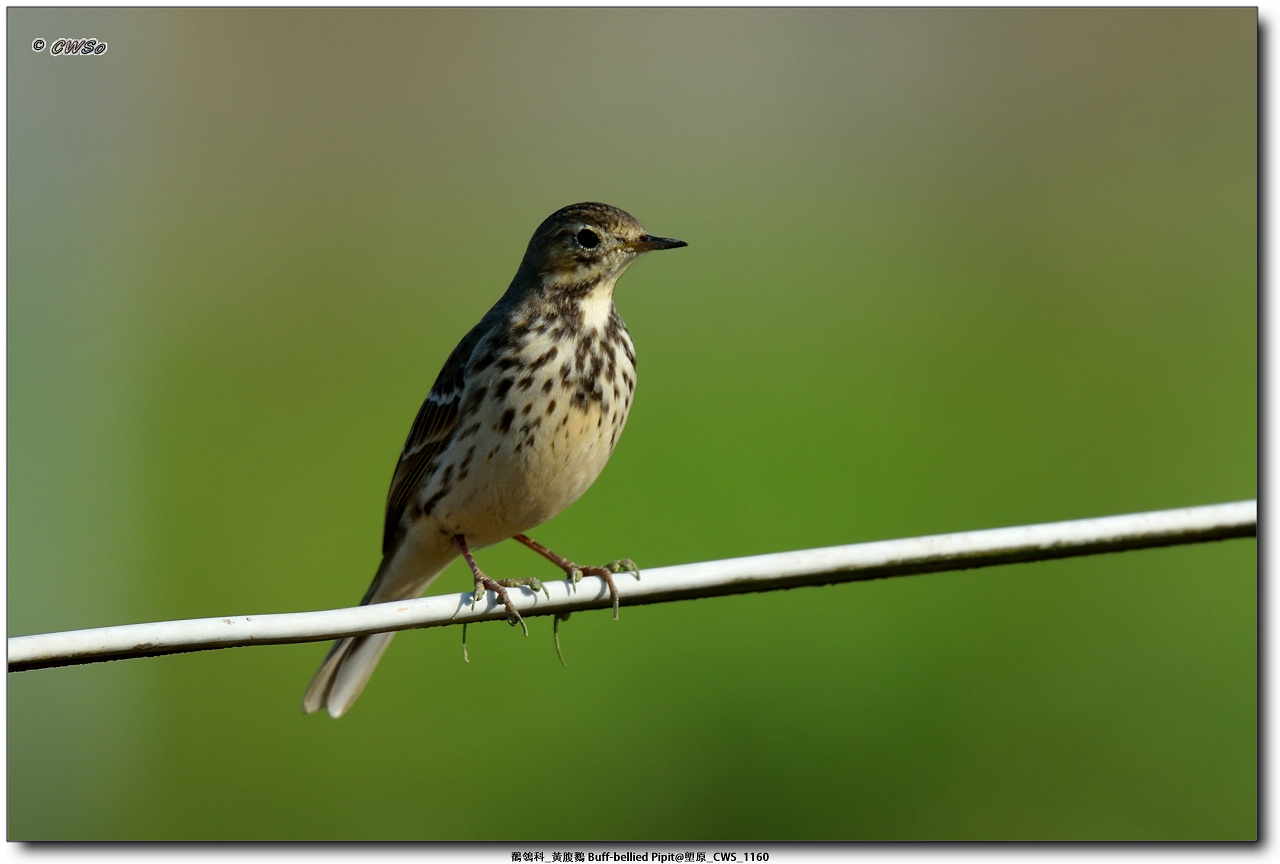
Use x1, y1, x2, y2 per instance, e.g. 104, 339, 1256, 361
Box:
453, 535, 548, 638
512, 533, 639, 621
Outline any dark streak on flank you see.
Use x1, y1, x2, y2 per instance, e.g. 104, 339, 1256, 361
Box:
528, 345, 559, 371
508, 317, 531, 338
421, 486, 450, 518
471, 351, 497, 374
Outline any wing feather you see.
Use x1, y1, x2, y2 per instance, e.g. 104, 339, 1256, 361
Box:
381, 318, 494, 553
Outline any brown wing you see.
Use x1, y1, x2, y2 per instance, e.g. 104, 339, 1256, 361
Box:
381, 319, 493, 554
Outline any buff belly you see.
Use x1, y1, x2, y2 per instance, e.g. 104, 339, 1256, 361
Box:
428, 385, 628, 548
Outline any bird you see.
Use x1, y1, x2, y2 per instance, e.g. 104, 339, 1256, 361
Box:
303, 202, 686, 717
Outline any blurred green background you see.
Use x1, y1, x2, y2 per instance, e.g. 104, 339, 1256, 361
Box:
8, 8, 1255, 840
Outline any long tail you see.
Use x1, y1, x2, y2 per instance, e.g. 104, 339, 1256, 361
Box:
302, 528, 456, 718
301, 630, 398, 718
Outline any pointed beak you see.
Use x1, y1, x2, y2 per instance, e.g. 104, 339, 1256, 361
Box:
626, 234, 688, 254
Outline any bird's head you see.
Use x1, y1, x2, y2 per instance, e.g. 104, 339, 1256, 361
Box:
517, 202, 686, 295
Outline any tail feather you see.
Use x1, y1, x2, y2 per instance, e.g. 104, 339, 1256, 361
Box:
302, 526, 457, 717
302, 631, 397, 718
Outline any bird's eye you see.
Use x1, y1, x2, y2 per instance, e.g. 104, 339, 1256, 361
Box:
576, 228, 600, 249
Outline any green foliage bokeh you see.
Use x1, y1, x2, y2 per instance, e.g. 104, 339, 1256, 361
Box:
8, 8, 1256, 840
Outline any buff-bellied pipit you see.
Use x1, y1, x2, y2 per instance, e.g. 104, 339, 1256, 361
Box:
303, 202, 686, 717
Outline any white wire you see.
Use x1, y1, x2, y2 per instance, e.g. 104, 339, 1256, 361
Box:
7, 500, 1256, 671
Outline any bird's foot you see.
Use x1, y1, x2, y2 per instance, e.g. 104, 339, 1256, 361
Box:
469, 574, 550, 637
574, 561, 637, 621
455, 535, 549, 638
513, 535, 639, 621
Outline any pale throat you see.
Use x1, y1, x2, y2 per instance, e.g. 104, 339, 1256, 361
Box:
577, 275, 621, 332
